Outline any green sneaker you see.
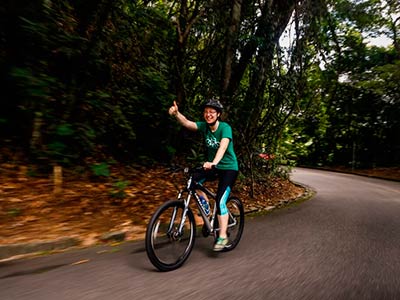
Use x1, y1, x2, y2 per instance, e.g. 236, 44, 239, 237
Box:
213, 237, 229, 252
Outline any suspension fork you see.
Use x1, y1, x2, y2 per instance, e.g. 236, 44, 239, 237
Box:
166, 206, 178, 236
167, 189, 192, 236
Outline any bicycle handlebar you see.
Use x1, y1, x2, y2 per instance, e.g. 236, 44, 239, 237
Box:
169, 165, 216, 174
185, 165, 217, 174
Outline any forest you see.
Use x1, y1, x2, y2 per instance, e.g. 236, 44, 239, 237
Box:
1, 0, 399, 179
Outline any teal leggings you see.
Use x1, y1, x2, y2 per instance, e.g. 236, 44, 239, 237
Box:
193, 168, 238, 216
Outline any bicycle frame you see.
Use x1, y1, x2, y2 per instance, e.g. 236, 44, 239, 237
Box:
175, 168, 218, 236
174, 168, 239, 237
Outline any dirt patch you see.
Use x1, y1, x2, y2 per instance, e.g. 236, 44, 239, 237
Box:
0, 164, 305, 246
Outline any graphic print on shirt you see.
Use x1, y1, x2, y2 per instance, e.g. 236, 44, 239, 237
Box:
206, 134, 220, 149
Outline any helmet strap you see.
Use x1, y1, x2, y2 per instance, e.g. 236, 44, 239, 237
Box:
208, 119, 219, 129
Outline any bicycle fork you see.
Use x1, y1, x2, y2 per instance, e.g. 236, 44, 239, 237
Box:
166, 190, 191, 239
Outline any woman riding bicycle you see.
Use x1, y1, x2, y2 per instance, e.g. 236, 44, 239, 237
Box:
168, 98, 239, 251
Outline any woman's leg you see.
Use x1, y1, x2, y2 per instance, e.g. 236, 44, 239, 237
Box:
214, 170, 238, 251
217, 214, 229, 238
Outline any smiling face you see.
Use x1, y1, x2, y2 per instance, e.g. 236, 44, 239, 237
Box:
203, 107, 220, 125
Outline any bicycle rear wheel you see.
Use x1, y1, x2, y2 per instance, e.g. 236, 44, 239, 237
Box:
222, 196, 244, 252
145, 200, 196, 271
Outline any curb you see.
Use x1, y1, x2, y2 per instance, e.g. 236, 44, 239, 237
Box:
0, 237, 80, 261
0, 231, 130, 262
298, 166, 400, 182
244, 181, 315, 216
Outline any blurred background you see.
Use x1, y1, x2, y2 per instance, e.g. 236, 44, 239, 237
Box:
0, 0, 399, 178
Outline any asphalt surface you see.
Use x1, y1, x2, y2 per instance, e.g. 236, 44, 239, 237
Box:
1, 168, 400, 300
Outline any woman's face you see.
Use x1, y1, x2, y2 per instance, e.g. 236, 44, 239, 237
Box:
203, 107, 220, 124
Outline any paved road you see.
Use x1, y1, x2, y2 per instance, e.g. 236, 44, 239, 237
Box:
1, 168, 400, 300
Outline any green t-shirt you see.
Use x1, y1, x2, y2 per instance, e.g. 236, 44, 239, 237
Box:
195, 121, 239, 171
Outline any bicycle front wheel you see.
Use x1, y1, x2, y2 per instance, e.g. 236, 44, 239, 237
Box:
223, 196, 245, 252
145, 200, 196, 271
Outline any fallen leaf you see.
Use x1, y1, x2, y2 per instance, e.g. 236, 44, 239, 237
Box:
71, 259, 90, 265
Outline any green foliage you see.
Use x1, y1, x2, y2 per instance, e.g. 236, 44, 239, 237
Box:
91, 163, 110, 178
1, 0, 177, 165
0, 0, 398, 181
7, 208, 22, 217
110, 180, 130, 199
284, 0, 400, 168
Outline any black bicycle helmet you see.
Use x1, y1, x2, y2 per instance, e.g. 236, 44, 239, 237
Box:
202, 98, 223, 113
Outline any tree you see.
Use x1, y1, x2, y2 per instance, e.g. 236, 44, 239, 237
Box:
284, 0, 400, 168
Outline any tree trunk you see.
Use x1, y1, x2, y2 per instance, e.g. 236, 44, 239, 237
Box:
222, 0, 242, 100
227, 0, 299, 100
53, 165, 63, 194
173, 1, 205, 108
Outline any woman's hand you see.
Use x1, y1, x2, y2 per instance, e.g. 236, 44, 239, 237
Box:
168, 101, 198, 131
168, 101, 179, 116
203, 162, 215, 170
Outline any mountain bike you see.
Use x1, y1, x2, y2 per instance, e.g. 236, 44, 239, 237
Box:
145, 167, 245, 272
